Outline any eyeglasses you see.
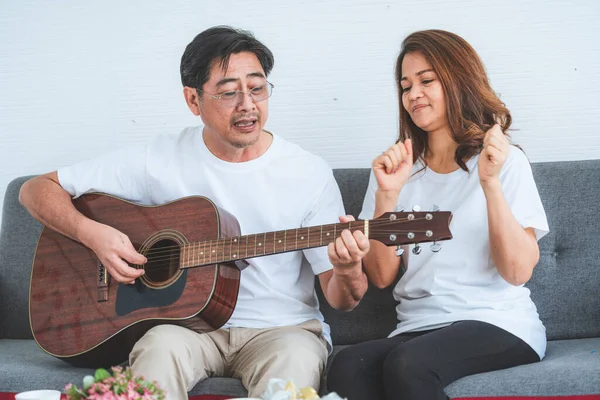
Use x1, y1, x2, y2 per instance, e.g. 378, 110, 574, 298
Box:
199, 81, 274, 108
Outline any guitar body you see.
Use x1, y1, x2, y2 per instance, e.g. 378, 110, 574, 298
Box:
28, 193, 453, 368
29, 194, 241, 367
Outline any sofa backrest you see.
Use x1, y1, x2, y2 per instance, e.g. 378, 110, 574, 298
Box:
1, 161, 600, 343
0, 176, 42, 339
527, 160, 600, 341
324, 161, 600, 344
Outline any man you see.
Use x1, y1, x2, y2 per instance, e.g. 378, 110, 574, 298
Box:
19, 26, 369, 399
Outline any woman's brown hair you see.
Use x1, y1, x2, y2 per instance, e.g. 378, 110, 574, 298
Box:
396, 29, 512, 171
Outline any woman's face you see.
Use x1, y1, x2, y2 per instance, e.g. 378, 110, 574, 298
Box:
400, 52, 448, 135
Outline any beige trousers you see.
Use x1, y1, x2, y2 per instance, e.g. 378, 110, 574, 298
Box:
129, 319, 328, 400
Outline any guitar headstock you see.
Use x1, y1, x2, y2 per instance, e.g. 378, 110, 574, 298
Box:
369, 211, 453, 247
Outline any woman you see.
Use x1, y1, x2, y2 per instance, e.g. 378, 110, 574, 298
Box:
327, 30, 549, 400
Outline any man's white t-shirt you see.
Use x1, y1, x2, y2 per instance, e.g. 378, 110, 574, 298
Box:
58, 126, 345, 346
359, 146, 549, 359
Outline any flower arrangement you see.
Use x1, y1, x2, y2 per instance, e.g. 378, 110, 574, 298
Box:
64, 366, 165, 400
261, 379, 345, 400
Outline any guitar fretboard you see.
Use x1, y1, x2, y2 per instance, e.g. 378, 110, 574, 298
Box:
179, 221, 366, 269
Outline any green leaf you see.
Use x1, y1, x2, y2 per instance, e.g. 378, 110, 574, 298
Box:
94, 368, 111, 381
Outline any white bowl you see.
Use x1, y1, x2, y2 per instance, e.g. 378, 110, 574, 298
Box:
15, 390, 61, 400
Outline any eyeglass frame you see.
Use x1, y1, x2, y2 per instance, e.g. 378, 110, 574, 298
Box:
196, 81, 274, 107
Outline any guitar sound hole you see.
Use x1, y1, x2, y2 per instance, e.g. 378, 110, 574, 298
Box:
144, 239, 180, 283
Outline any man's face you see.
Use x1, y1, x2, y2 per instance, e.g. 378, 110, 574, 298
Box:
197, 52, 269, 149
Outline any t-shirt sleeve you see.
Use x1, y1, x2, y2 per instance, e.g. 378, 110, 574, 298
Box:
358, 170, 379, 220
302, 171, 346, 275
57, 144, 150, 203
500, 146, 549, 241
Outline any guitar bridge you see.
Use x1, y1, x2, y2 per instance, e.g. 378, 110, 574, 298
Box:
97, 260, 109, 302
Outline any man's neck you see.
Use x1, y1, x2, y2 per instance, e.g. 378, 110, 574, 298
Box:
203, 129, 273, 163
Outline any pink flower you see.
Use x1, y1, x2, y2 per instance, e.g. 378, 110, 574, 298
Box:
65, 366, 165, 400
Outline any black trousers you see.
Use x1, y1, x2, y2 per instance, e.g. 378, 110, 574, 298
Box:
327, 320, 540, 400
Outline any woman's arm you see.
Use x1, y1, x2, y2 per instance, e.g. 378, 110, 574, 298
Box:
362, 140, 414, 289
478, 125, 542, 286
482, 179, 540, 285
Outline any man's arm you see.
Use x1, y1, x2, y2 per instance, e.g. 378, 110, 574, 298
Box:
20, 172, 92, 241
318, 216, 369, 311
19, 172, 145, 283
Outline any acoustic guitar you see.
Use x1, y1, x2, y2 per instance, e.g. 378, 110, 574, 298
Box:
29, 193, 452, 367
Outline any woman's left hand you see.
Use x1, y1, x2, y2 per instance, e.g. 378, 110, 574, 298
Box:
478, 124, 510, 185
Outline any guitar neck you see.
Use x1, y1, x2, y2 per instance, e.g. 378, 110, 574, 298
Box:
180, 221, 365, 269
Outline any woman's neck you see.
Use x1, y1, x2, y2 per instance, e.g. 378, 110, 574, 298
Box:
424, 129, 460, 174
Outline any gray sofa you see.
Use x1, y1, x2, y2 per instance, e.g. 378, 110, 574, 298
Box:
1, 162, 600, 398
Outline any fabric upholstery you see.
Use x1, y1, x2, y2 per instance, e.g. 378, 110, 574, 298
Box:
1, 160, 599, 396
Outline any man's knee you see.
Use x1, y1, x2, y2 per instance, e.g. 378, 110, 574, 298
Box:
242, 329, 327, 397
261, 329, 326, 383
272, 329, 325, 365
130, 325, 193, 364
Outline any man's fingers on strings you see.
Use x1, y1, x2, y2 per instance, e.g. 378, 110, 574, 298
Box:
335, 236, 351, 262
353, 230, 370, 253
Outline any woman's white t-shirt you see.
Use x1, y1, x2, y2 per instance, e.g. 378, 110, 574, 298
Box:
58, 126, 345, 346
359, 146, 549, 359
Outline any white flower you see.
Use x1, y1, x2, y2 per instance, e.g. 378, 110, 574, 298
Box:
260, 378, 346, 400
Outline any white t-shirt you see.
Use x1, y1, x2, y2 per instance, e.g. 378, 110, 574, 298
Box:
58, 126, 345, 346
359, 146, 549, 359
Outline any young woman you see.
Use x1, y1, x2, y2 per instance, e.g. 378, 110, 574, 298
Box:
327, 29, 549, 400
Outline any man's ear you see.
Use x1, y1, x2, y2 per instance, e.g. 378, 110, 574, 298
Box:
183, 86, 201, 116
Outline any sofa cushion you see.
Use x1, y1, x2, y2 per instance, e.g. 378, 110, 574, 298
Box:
0, 339, 93, 393
323, 338, 600, 397
5, 338, 598, 397
190, 377, 247, 397
0, 339, 247, 397
445, 337, 600, 397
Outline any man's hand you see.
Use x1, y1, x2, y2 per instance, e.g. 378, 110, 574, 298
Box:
327, 215, 370, 273
81, 222, 146, 284
321, 215, 369, 311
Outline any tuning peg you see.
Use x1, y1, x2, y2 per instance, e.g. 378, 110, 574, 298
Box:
395, 246, 404, 257
412, 205, 421, 212
432, 204, 440, 212
395, 205, 405, 212
412, 243, 422, 255
430, 242, 442, 253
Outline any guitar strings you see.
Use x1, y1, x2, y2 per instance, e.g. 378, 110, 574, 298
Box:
131, 218, 447, 269
136, 217, 437, 260
137, 218, 443, 263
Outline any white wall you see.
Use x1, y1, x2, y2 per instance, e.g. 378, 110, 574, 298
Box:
1, 0, 599, 225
